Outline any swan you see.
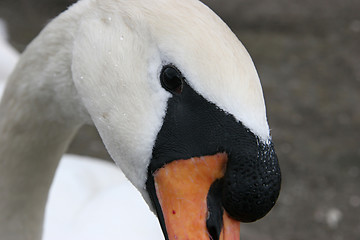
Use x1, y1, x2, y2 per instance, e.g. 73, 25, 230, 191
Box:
0, 0, 281, 240
0, 19, 18, 90
0, 19, 162, 240
43, 155, 163, 240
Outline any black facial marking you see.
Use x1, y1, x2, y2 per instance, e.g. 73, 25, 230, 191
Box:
147, 73, 281, 239
146, 171, 169, 240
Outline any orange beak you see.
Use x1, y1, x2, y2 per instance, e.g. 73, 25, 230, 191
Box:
153, 153, 240, 240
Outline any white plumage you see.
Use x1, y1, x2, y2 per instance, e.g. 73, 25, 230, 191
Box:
0, 20, 162, 240
0, 0, 271, 239
0, 19, 18, 92
44, 155, 163, 240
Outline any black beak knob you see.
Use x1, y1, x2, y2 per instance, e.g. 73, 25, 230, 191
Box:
222, 141, 281, 222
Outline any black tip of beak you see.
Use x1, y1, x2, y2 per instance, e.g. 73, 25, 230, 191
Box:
222, 140, 281, 222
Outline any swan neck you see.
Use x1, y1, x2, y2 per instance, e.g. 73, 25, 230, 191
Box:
0, 103, 80, 239
0, 45, 83, 239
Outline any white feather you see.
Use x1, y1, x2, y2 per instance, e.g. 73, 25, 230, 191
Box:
0, 0, 271, 238
1, 1, 270, 200
0, 19, 19, 93
0, 19, 162, 240
43, 155, 163, 240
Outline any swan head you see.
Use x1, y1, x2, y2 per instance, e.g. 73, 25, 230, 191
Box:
71, 0, 281, 239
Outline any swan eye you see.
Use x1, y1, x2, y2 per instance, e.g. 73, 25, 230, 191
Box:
160, 65, 184, 94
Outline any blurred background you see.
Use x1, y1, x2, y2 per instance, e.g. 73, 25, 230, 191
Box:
0, 0, 359, 239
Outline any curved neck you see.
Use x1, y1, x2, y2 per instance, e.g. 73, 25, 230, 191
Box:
0, 109, 80, 240
0, 6, 88, 239
0, 66, 83, 240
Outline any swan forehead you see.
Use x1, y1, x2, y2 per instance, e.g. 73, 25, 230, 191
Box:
98, 0, 270, 141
